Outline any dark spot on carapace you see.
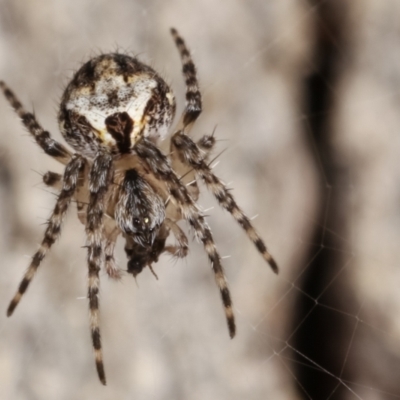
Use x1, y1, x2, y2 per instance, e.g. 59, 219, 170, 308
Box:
105, 112, 134, 153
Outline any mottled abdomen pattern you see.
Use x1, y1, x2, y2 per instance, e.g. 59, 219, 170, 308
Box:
58, 54, 176, 157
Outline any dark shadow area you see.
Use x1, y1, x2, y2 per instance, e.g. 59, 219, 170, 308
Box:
292, 2, 355, 399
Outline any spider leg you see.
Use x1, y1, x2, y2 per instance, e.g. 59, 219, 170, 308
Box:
164, 218, 188, 258
42, 172, 189, 261
86, 153, 113, 385
44, 169, 121, 281
171, 132, 279, 273
170, 131, 217, 203
104, 223, 121, 280
170, 28, 202, 132
135, 138, 235, 338
7, 155, 85, 316
170, 143, 200, 202
0, 81, 72, 165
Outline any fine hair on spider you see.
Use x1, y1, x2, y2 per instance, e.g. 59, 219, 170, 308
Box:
0, 28, 278, 385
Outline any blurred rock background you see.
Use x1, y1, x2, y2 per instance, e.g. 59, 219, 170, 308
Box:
0, 0, 399, 399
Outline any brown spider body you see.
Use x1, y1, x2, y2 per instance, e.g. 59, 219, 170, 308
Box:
0, 28, 278, 386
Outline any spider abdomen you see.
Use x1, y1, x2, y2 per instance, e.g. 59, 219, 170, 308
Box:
58, 54, 176, 157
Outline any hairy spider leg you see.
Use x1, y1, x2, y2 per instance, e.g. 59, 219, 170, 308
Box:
171, 132, 278, 273
170, 131, 218, 204
44, 169, 189, 269
43, 170, 122, 281
43, 167, 188, 280
7, 155, 85, 316
163, 218, 189, 258
0, 81, 72, 165
103, 226, 121, 279
85, 154, 113, 385
170, 28, 278, 273
170, 28, 202, 131
135, 138, 235, 338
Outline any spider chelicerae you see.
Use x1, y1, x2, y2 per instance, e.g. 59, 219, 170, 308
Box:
1, 28, 278, 385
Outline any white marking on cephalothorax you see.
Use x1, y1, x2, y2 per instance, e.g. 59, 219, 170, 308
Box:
66, 73, 158, 147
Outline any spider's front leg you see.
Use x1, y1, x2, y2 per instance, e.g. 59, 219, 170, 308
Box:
171, 132, 278, 273
86, 153, 113, 385
7, 155, 85, 316
0, 81, 72, 165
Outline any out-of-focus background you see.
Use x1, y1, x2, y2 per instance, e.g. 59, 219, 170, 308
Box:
0, 1, 399, 399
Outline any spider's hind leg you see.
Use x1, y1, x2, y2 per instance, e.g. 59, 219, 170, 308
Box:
7, 155, 85, 316
171, 132, 278, 273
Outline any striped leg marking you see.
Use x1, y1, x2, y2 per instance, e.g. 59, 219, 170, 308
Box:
7, 155, 85, 316
104, 226, 121, 280
170, 28, 202, 130
86, 153, 113, 385
0, 81, 72, 165
135, 138, 236, 338
172, 132, 278, 273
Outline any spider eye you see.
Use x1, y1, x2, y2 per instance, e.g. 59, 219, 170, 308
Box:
133, 218, 140, 226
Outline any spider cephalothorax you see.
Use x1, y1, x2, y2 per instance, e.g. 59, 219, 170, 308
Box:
1, 28, 278, 385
